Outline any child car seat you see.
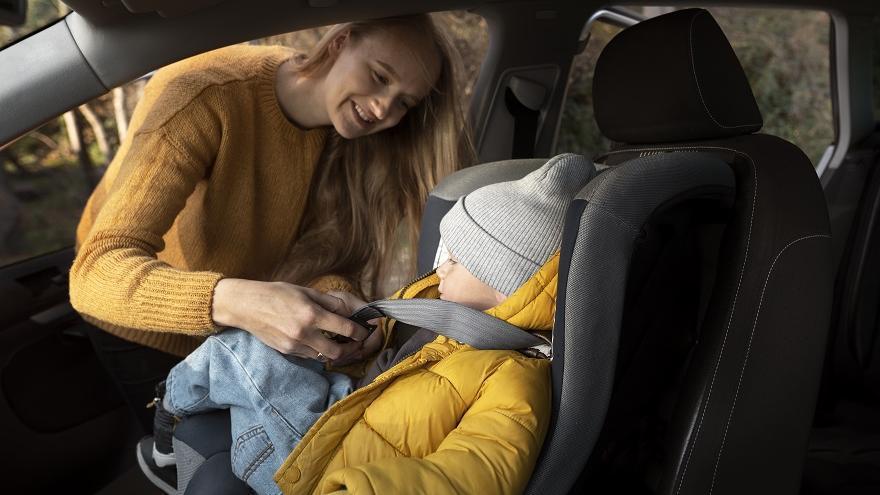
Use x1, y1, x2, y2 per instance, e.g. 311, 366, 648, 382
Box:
530, 8, 831, 495
161, 9, 832, 495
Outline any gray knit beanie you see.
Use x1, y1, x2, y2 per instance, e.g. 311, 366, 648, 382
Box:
438, 153, 594, 296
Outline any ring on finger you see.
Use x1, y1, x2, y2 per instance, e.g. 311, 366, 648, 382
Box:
316, 352, 327, 362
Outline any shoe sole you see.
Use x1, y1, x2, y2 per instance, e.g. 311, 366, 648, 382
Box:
153, 443, 177, 468
136, 442, 176, 495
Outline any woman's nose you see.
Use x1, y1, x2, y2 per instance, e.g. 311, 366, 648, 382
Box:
369, 96, 390, 120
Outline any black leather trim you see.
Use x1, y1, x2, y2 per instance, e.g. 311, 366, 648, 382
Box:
593, 9, 762, 144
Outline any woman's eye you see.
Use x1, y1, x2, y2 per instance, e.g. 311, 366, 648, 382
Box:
372, 70, 389, 85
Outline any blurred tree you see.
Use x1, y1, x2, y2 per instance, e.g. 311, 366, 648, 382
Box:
78, 102, 110, 165
113, 88, 129, 142
61, 111, 97, 187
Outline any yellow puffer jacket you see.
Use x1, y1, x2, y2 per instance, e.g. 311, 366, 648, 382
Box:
274, 253, 559, 495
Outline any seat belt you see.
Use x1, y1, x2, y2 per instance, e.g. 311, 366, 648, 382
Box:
505, 76, 547, 159
350, 298, 546, 351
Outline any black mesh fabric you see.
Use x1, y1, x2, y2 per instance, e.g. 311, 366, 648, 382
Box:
595, 135, 832, 495
525, 152, 735, 494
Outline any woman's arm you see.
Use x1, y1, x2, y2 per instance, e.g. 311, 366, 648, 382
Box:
70, 124, 223, 334
70, 94, 367, 358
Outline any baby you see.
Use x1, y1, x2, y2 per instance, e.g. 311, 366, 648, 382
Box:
141, 153, 593, 495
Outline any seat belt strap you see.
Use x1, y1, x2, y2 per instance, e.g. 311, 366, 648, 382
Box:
350, 298, 545, 350
506, 88, 540, 159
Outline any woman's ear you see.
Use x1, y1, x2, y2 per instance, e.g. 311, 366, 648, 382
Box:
330, 30, 352, 54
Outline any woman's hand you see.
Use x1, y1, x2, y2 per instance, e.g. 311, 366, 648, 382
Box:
211, 278, 369, 361
327, 291, 385, 366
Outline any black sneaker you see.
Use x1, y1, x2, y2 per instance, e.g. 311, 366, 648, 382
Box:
136, 435, 177, 495
150, 380, 177, 467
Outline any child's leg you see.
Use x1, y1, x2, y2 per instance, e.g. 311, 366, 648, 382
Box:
164, 328, 354, 495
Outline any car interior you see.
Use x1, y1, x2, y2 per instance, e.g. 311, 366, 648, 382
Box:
1, 1, 879, 494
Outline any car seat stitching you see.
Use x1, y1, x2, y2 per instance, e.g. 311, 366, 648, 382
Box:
581, 166, 615, 203
708, 233, 830, 494
599, 144, 755, 494
689, 11, 761, 130
586, 202, 641, 234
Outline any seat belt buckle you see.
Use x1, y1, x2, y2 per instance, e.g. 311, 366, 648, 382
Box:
521, 343, 552, 360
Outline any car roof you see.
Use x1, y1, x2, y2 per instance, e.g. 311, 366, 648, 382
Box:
62, 0, 880, 26
1, 0, 876, 148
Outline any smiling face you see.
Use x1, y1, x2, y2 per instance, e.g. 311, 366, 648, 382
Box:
435, 250, 507, 311
322, 25, 442, 139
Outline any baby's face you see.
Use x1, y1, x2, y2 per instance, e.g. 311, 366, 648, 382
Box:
435, 252, 506, 311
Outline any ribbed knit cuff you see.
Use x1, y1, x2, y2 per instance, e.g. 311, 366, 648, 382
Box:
137, 270, 225, 334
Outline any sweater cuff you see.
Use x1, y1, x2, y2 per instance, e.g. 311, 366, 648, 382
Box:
137, 270, 225, 335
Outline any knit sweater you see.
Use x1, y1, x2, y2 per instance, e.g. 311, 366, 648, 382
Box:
71, 45, 330, 357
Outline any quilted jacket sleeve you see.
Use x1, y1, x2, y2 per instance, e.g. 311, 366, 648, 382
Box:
320, 357, 551, 495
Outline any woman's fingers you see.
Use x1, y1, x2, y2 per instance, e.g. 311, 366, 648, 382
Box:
326, 291, 369, 313
224, 280, 371, 361
304, 290, 369, 342
308, 289, 351, 314
304, 333, 361, 362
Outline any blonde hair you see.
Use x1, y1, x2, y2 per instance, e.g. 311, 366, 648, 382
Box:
274, 15, 474, 298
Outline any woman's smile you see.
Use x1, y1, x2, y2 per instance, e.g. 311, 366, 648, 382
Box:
352, 100, 377, 124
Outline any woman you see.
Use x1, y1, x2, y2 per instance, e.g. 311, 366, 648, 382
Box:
70, 14, 472, 432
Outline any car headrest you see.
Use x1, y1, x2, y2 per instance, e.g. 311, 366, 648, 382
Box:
593, 8, 763, 144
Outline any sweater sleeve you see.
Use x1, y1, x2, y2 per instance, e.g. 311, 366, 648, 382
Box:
318, 357, 552, 495
70, 101, 224, 335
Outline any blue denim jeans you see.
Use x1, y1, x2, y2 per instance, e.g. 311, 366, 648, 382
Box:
164, 329, 354, 495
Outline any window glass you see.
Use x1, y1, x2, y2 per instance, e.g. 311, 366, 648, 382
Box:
555, 19, 623, 158
0, 0, 66, 48
557, 7, 834, 167
0, 81, 145, 266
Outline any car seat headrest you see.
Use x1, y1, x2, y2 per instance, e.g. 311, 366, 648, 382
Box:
593, 8, 763, 144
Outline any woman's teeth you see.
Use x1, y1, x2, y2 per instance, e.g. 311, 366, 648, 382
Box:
354, 102, 375, 124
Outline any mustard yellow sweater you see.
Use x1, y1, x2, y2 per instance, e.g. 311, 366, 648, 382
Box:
71, 45, 330, 357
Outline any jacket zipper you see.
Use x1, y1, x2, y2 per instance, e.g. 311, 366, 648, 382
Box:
394, 268, 437, 299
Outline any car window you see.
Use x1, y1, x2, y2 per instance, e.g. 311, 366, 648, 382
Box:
554, 17, 623, 157
0, 0, 66, 48
0, 10, 488, 284
557, 6, 834, 167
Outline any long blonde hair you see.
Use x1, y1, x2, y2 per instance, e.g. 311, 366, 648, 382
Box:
274, 15, 474, 298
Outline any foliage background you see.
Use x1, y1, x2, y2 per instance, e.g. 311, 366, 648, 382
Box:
0, 3, 836, 273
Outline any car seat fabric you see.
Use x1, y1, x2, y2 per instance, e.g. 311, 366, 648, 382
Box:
524, 152, 735, 495
173, 409, 250, 494
565, 8, 833, 495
